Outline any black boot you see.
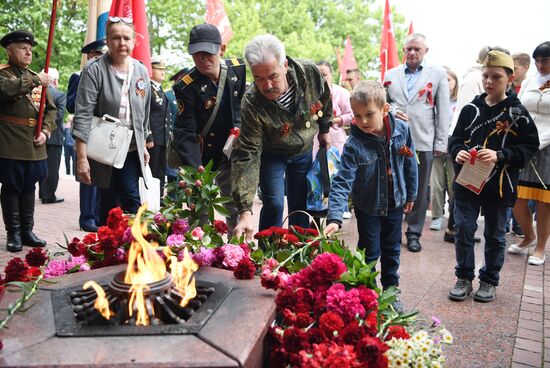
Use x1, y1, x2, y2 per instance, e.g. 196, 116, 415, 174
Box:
1, 188, 23, 252
19, 192, 46, 247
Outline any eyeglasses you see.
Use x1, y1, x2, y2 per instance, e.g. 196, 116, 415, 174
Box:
108, 16, 133, 24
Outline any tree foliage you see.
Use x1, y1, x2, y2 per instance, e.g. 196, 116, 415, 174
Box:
0, 0, 408, 90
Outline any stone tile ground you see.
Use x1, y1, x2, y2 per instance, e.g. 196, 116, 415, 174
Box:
0, 175, 548, 367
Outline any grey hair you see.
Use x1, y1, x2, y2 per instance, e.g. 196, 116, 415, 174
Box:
244, 34, 286, 67
404, 33, 428, 48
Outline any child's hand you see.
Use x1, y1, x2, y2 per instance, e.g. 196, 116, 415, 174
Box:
455, 150, 470, 164
477, 148, 497, 163
324, 223, 339, 237
403, 201, 414, 214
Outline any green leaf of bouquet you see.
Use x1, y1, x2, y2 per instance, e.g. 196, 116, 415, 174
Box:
275, 249, 292, 263
213, 204, 229, 216
202, 234, 212, 246
250, 249, 265, 262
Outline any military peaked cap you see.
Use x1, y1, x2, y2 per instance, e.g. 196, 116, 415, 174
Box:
0, 30, 37, 48
81, 39, 107, 54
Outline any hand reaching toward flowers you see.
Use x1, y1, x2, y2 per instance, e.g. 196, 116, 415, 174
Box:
233, 211, 255, 241
324, 223, 339, 237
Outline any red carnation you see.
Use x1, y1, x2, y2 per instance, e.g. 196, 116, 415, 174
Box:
307, 327, 328, 345
271, 227, 288, 237
82, 233, 98, 245
310, 253, 347, 283
27, 267, 42, 279
4, 258, 29, 283
282, 326, 309, 353
254, 229, 273, 239
283, 234, 300, 244
233, 258, 256, 279
213, 220, 228, 234
106, 207, 126, 230
25, 248, 48, 267
355, 335, 388, 366
68, 237, 85, 257
357, 285, 378, 311
319, 311, 345, 336
385, 325, 411, 341
295, 312, 314, 328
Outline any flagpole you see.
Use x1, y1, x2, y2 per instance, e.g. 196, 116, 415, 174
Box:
36, 0, 59, 139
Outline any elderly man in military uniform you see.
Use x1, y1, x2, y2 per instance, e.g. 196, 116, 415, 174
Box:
147, 56, 171, 201
232, 34, 332, 240
172, 23, 246, 230
0, 30, 57, 252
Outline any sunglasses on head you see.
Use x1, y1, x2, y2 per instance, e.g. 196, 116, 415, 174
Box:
108, 16, 133, 24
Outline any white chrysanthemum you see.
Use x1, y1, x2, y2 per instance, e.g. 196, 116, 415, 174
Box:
432, 362, 443, 368
440, 328, 453, 344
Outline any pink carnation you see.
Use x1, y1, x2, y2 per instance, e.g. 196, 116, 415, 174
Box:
44, 259, 68, 278
65, 256, 90, 273
192, 247, 215, 266
191, 227, 204, 241
167, 233, 185, 247
310, 253, 348, 283
325, 283, 366, 322
219, 244, 246, 270
122, 227, 134, 243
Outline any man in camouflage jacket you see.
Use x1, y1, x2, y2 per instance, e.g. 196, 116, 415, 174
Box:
0, 30, 57, 252
232, 34, 332, 239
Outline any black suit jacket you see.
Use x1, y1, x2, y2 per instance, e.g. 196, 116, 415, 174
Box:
47, 86, 66, 146
172, 58, 246, 169
149, 81, 171, 146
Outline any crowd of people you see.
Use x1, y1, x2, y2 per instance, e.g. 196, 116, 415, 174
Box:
1, 21, 549, 311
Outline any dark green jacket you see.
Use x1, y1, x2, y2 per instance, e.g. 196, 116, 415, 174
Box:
0, 62, 56, 160
232, 57, 332, 212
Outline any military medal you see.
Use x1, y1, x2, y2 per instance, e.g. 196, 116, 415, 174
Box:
205, 96, 216, 109
231, 75, 237, 82
135, 78, 146, 97
280, 122, 291, 138
305, 121, 311, 128
233, 91, 238, 97
309, 100, 324, 122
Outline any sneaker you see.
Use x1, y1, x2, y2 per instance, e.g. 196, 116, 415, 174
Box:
448, 278, 473, 301
512, 224, 525, 238
391, 296, 404, 314
473, 281, 496, 302
430, 217, 443, 231
343, 211, 352, 219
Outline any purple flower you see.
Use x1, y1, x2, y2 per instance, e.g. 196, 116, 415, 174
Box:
122, 227, 134, 243
66, 256, 90, 273
219, 244, 246, 270
44, 259, 68, 278
172, 218, 190, 235
431, 315, 442, 327
154, 213, 167, 225
192, 247, 215, 266
116, 247, 127, 262
167, 234, 185, 247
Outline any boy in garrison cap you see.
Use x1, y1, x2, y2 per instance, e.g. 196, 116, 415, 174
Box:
448, 50, 539, 303
0, 30, 57, 252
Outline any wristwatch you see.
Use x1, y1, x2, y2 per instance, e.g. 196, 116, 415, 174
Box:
496, 150, 506, 163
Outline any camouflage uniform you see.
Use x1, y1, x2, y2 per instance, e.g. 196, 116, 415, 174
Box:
231, 57, 332, 228
0, 59, 57, 252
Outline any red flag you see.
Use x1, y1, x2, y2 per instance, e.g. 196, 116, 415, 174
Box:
342, 36, 358, 73
335, 47, 344, 84
205, 0, 233, 45
109, 0, 152, 76
380, 0, 399, 81
402, 21, 414, 63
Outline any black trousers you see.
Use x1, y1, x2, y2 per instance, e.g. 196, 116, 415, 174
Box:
148, 145, 166, 200
39, 145, 62, 201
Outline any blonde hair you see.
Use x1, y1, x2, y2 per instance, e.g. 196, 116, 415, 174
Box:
350, 80, 386, 108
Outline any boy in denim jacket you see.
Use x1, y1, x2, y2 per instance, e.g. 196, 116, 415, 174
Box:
325, 81, 418, 312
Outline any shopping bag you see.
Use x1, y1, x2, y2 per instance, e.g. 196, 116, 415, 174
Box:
306, 146, 341, 217
139, 165, 161, 212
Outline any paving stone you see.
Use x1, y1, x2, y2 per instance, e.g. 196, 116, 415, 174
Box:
513, 348, 542, 367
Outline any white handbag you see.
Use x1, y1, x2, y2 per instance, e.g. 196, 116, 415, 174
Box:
139, 165, 161, 212
86, 114, 133, 169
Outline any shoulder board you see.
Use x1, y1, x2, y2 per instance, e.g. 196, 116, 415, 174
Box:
27, 68, 38, 75
174, 68, 199, 89
226, 57, 245, 67
0, 64, 11, 70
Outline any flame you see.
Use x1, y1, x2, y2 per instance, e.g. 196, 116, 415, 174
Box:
83, 280, 113, 320
84, 204, 199, 326
170, 248, 199, 307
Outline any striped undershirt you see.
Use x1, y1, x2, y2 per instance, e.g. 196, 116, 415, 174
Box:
277, 77, 296, 111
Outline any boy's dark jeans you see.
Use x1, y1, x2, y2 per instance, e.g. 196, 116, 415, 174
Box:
453, 196, 508, 286
355, 206, 403, 289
